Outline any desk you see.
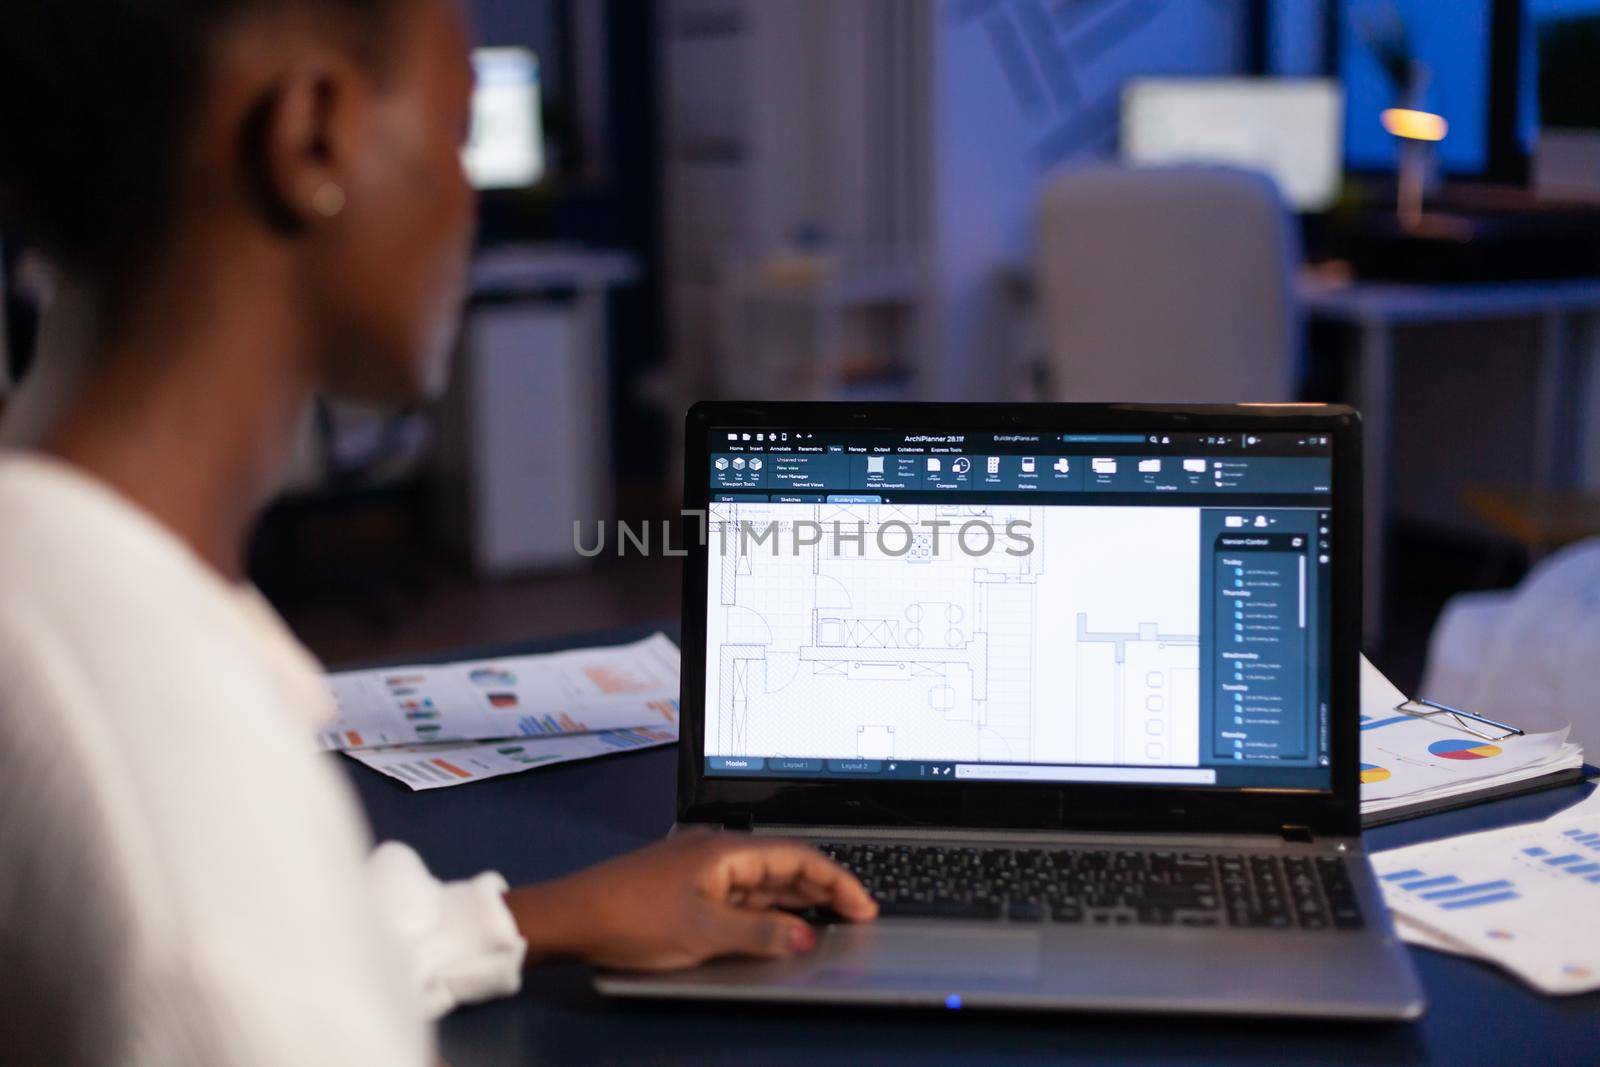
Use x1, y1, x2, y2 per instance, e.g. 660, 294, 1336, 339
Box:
1301, 276, 1600, 646
344, 624, 1600, 1066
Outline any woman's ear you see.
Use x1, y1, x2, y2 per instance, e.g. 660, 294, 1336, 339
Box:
240, 55, 371, 234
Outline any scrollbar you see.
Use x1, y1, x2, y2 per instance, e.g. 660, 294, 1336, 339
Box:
1299, 552, 1306, 629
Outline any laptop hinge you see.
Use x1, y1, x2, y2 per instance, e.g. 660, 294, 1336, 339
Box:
722, 812, 754, 832
1280, 824, 1314, 843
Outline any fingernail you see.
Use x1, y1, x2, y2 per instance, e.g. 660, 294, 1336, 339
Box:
788, 924, 817, 953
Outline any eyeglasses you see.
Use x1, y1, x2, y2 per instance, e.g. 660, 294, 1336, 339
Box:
1393, 698, 1524, 743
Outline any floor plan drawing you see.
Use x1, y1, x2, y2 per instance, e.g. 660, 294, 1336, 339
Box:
705, 501, 1043, 763
1073, 614, 1200, 766
703, 502, 1205, 769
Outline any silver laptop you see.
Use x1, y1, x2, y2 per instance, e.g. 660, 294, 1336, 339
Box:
598, 402, 1424, 1020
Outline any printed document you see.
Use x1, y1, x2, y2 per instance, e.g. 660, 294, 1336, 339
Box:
344, 725, 678, 790
320, 633, 680, 750
1359, 657, 1578, 813
1376, 791, 1600, 994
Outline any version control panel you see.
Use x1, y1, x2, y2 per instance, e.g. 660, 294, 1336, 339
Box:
1201, 509, 1331, 772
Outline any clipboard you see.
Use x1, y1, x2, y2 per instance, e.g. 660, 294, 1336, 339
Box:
1389, 696, 1526, 743
1362, 763, 1592, 827
1360, 687, 1588, 827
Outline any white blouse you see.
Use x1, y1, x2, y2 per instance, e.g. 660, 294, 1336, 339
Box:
0, 452, 525, 1066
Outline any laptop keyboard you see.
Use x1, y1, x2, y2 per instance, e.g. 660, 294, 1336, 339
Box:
815, 842, 1364, 930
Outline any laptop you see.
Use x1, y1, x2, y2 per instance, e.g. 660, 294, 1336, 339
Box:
598, 402, 1425, 1020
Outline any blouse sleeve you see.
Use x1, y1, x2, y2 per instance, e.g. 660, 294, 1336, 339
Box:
366, 841, 527, 1018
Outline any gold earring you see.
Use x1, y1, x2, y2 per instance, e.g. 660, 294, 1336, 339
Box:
312, 182, 346, 218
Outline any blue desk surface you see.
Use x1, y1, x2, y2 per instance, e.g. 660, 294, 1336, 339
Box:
341, 624, 1600, 1066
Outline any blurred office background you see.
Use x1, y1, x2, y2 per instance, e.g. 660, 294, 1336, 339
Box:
4, 0, 1600, 692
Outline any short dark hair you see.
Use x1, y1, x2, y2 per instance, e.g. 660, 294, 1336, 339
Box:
0, 0, 402, 276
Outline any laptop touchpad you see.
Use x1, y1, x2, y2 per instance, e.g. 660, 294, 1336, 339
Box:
810, 925, 1042, 984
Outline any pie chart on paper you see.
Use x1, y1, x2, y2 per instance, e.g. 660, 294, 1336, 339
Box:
470, 667, 518, 687
1359, 763, 1392, 784
1428, 738, 1504, 761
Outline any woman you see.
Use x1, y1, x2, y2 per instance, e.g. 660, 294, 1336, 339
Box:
0, 1, 875, 1063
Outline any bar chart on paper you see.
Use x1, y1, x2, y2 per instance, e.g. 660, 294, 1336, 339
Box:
1379, 868, 1520, 910
344, 725, 679, 791
1524, 826, 1600, 883
1374, 805, 1600, 994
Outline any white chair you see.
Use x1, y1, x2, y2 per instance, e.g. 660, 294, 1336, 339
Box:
1421, 537, 1600, 751
1034, 166, 1301, 403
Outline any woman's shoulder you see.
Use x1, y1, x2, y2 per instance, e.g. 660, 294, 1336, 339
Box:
0, 450, 305, 699
0, 449, 339, 812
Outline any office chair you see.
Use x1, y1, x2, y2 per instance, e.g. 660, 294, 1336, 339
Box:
1422, 535, 1600, 752
1034, 165, 1302, 403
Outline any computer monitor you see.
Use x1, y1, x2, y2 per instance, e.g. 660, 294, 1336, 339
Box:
1121, 78, 1344, 212
690, 410, 1348, 797
463, 47, 544, 191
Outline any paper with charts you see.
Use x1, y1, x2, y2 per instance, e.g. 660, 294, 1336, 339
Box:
344, 726, 678, 791
319, 633, 680, 750
1375, 789, 1600, 994
703, 502, 1201, 768
1357, 656, 1572, 806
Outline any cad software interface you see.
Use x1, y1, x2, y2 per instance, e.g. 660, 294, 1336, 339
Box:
700, 427, 1336, 791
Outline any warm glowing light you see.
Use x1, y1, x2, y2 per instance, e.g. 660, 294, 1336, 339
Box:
1380, 108, 1448, 142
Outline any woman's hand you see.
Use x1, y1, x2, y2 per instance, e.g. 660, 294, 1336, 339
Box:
505, 829, 877, 972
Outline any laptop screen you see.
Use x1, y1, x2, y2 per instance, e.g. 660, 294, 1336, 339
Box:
699, 426, 1336, 792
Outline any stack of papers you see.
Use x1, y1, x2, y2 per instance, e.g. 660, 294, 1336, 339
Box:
324, 633, 680, 790
1360, 657, 1585, 823
1376, 789, 1600, 994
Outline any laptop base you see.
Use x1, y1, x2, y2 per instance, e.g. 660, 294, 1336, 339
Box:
598, 918, 1423, 1020
597, 826, 1425, 1021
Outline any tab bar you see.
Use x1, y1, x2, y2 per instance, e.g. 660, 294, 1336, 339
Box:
767, 757, 824, 773
826, 759, 882, 773
708, 756, 765, 771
